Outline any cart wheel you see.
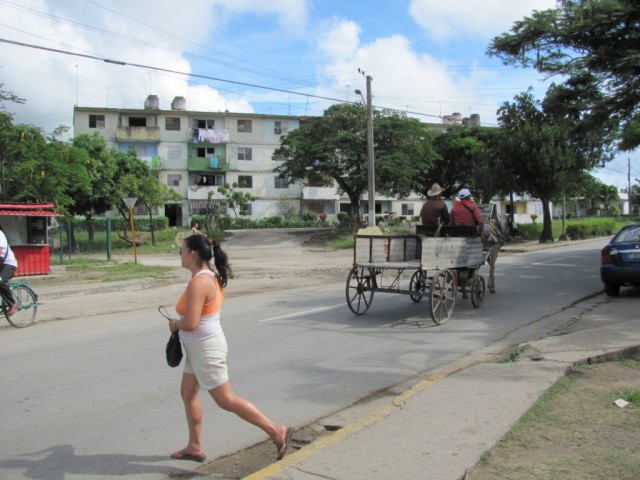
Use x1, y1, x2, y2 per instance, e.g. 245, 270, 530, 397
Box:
346, 267, 374, 315
471, 275, 485, 308
429, 269, 456, 325
409, 270, 427, 303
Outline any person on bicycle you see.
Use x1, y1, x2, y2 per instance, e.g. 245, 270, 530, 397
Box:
0, 227, 18, 316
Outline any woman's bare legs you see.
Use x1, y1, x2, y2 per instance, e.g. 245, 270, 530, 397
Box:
209, 380, 288, 446
172, 373, 206, 458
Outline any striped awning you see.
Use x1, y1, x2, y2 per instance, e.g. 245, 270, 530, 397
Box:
0, 203, 61, 216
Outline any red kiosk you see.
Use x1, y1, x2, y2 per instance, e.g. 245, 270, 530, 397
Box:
0, 203, 60, 276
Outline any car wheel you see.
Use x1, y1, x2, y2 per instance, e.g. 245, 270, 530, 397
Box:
604, 282, 620, 297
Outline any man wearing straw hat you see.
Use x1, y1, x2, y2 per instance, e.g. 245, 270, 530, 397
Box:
420, 183, 449, 226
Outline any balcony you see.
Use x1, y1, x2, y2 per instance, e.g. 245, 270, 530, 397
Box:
188, 156, 229, 172
115, 126, 161, 142
302, 187, 340, 200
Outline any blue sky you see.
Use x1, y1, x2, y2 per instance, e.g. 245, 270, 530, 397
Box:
0, 0, 636, 190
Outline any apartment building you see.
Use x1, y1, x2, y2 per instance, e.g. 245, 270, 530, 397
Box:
73, 95, 308, 226
73, 95, 467, 225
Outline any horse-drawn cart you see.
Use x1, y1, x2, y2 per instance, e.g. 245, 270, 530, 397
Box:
345, 225, 488, 325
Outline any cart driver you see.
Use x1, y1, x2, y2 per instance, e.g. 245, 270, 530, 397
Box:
420, 183, 449, 226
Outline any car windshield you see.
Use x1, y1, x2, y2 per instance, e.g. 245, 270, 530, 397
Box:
615, 226, 640, 243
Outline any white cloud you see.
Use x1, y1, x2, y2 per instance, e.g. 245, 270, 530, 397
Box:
209, 0, 308, 33
409, 0, 558, 41
0, 0, 266, 133
316, 19, 507, 124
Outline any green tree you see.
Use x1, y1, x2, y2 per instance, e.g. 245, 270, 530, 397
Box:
497, 90, 589, 242
119, 169, 181, 245
0, 110, 89, 214
487, 0, 640, 152
71, 133, 152, 242
274, 103, 436, 223
422, 126, 504, 203
216, 182, 255, 219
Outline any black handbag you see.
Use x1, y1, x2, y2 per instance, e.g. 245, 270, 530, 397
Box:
166, 331, 183, 368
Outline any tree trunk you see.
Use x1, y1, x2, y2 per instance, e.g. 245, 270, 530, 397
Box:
558, 195, 568, 241
86, 215, 95, 243
147, 208, 156, 246
539, 197, 554, 243
348, 192, 361, 225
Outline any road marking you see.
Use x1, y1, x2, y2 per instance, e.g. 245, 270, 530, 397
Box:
532, 258, 576, 267
260, 303, 343, 322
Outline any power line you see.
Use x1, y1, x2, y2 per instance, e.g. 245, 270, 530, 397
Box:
0, 37, 444, 120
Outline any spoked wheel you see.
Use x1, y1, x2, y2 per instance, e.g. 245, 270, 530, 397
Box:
5, 285, 38, 328
429, 269, 457, 325
346, 267, 375, 315
471, 275, 485, 308
409, 270, 427, 303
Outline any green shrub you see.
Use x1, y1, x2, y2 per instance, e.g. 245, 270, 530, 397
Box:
566, 218, 616, 239
337, 212, 349, 225
260, 216, 283, 228
517, 223, 541, 240
302, 211, 318, 222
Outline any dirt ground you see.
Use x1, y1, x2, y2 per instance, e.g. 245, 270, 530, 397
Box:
467, 357, 640, 480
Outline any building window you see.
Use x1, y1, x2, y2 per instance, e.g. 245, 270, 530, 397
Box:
167, 174, 182, 186
237, 119, 252, 133
128, 145, 147, 157
166, 144, 182, 160
241, 203, 252, 216
196, 174, 224, 186
89, 115, 105, 129
238, 147, 252, 160
273, 152, 286, 161
401, 204, 414, 216
196, 119, 214, 128
274, 176, 288, 189
274, 120, 289, 135
197, 147, 215, 158
129, 117, 147, 127
238, 175, 253, 188
165, 117, 181, 131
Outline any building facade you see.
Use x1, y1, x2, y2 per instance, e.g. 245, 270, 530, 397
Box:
73, 96, 475, 226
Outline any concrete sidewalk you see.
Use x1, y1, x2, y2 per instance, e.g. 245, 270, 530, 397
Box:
245, 309, 640, 480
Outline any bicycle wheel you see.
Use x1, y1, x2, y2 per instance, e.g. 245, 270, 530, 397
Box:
5, 285, 38, 328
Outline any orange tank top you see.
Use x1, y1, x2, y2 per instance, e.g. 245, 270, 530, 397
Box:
175, 270, 224, 316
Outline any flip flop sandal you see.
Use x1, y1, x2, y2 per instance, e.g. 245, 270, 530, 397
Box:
276, 427, 294, 461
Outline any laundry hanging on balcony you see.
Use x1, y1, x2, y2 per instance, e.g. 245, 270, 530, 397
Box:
197, 128, 229, 144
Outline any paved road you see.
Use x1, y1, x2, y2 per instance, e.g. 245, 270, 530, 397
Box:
0, 231, 617, 480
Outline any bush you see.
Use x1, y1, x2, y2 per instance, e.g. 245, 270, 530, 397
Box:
337, 212, 349, 226
302, 211, 318, 222
260, 216, 283, 228
566, 218, 616, 240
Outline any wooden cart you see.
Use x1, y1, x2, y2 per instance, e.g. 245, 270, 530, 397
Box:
345, 225, 487, 325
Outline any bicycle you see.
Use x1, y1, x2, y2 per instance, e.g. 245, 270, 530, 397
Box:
2, 280, 41, 328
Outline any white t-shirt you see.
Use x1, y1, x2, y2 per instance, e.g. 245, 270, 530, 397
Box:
0, 230, 17, 268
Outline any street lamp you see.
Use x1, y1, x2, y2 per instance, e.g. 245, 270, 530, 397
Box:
122, 197, 138, 264
355, 72, 375, 227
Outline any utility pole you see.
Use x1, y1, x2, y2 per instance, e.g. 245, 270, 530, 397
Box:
628, 157, 633, 217
355, 69, 375, 227
365, 74, 375, 226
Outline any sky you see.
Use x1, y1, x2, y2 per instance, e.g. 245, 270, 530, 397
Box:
0, 0, 636, 191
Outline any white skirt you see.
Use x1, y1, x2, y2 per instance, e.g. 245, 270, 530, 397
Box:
183, 332, 229, 390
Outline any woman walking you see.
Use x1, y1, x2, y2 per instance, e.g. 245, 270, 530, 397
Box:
167, 234, 293, 462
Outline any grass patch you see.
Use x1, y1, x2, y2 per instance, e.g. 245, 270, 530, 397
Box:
497, 344, 530, 363
64, 258, 174, 283
612, 388, 640, 404
327, 235, 355, 249
469, 357, 640, 480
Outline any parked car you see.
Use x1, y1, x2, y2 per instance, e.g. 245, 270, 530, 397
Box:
600, 222, 640, 296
